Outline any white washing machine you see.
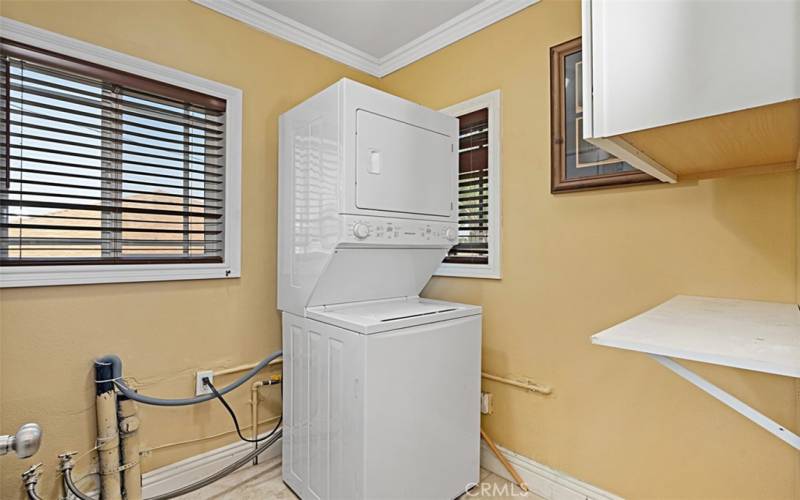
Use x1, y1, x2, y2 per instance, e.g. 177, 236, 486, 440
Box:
282, 297, 481, 499
278, 79, 481, 499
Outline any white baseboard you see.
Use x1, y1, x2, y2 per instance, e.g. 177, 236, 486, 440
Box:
141, 436, 282, 497
77, 433, 615, 500
480, 442, 623, 500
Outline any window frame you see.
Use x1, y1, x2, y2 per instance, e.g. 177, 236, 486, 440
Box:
436, 89, 502, 279
0, 17, 242, 288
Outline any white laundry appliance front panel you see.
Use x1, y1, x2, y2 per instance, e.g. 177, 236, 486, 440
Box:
355, 110, 454, 218
278, 79, 459, 316
305, 248, 447, 310
282, 311, 481, 500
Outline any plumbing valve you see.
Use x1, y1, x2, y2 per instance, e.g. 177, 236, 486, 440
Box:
22, 463, 44, 500
0, 423, 42, 459
21, 463, 43, 486
58, 451, 78, 472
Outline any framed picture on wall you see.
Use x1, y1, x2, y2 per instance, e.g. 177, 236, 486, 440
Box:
550, 37, 657, 193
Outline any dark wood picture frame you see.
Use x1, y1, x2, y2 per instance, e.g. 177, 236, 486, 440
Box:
550, 37, 657, 193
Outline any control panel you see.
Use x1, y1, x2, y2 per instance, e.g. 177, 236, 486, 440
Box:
342, 215, 457, 246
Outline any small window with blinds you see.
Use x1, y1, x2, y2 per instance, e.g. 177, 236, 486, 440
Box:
0, 39, 227, 269
438, 91, 501, 279
446, 108, 490, 265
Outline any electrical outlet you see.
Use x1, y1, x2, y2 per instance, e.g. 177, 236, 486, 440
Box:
196, 370, 214, 396
480, 392, 493, 415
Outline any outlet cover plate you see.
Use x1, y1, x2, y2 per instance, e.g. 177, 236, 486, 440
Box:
196, 370, 214, 396
480, 392, 493, 415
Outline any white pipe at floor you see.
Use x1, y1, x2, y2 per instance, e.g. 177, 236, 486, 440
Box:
96, 390, 123, 500
119, 398, 142, 500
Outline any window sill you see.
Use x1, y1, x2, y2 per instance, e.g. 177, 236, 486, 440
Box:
0, 262, 240, 288
434, 263, 501, 280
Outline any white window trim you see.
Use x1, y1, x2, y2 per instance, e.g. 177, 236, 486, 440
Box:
0, 17, 243, 288
436, 89, 502, 279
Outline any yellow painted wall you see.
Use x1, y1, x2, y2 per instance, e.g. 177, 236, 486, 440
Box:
380, 1, 799, 498
0, 0, 798, 499
0, 1, 378, 498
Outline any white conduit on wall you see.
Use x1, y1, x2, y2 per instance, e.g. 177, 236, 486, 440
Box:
481, 372, 552, 395
139, 362, 549, 459
216, 360, 552, 396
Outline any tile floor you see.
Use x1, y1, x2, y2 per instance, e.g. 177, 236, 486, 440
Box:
182, 456, 544, 499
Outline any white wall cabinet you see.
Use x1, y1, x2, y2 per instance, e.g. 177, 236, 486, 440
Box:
581, 0, 800, 183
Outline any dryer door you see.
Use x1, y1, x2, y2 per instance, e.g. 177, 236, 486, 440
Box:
355, 110, 454, 217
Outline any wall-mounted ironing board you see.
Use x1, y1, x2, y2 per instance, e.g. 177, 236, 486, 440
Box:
592, 295, 800, 450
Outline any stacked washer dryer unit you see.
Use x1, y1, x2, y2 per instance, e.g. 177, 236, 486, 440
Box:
278, 79, 482, 500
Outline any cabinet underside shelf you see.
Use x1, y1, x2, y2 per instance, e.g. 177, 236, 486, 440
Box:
591, 100, 800, 184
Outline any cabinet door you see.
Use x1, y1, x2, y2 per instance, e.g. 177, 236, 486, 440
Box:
355, 110, 454, 217
585, 0, 799, 138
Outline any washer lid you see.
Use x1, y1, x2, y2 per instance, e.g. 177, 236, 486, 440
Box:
306, 296, 481, 334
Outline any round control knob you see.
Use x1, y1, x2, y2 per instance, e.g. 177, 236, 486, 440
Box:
445, 228, 457, 242
353, 223, 370, 239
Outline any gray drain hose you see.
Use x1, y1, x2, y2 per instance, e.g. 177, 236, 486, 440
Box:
95, 351, 282, 406
147, 429, 282, 500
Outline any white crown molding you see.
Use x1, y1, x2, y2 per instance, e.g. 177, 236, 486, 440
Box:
192, 0, 539, 78
192, 0, 382, 75
379, 0, 539, 76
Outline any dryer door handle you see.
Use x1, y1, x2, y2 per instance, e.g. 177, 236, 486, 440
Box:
368, 149, 381, 174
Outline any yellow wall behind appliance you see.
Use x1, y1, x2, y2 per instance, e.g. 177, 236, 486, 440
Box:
380, 0, 799, 498
0, 1, 378, 498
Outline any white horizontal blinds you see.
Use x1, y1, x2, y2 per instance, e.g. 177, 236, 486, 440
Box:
0, 40, 226, 266
445, 108, 489, 265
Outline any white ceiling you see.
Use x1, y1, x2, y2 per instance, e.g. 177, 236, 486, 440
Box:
194, 0, 539, 76
254, 1, 482, 59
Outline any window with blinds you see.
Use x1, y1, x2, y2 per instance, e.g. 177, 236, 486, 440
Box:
0, 39, 226, 266
445, 108, 489, 265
